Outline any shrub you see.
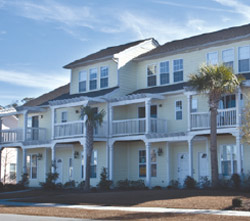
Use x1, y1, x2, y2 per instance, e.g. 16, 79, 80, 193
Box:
97, 167, 112, 190
167, 180, 179, 189
199, 176, 211, 189
218, 178, 231, 189
152, 186, 162, 190
0, 182, 4, 191
18, 173, 29, 187
91, 187, 97, 192
40, 172, 59, 190
63, 180, 75, 189
184, 176, 197, 189
77, 181, 85, 189
116, 179, 145, 190
231, 173, 241, 189
232, 198, 242, 207
117, 179, 130, 190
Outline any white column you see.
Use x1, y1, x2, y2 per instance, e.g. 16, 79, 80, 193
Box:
166, 142, 170, 185
0, 118, 2, 143
51, 144, 56, 173
187, 94, 191, 131
146, 142, 151, 187
22, 148, 27, 174
23, 110, 28, 141
44, 148, 47, 182
188, 138, 193, 177
145, 99, 151, 134
236, 88, 241, 127
16, 148, 20, 182
109, 105, 113, 137
51, 107, 55, 139
236, 134, 242, 174
109, 143, 114, 181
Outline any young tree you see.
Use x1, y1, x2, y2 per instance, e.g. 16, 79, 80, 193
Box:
189, 64, 242, 186
80, 106, 105, 191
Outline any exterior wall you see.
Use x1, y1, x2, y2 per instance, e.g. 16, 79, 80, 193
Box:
70, 60, 118, 95
2, 116, 18, 129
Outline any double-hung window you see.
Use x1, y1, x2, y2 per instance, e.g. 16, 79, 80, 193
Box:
61, 111, 67, 123
175, 100, 182, 120
89, 68, 98, 90
100, 66, 108, 88
222, 49, 234, 69
79, 71, 87, 92
160, 61, 169, 85
219, 95, 236, 109
220, 145, 237, 177
26, 154, 37, 179
191, 98, 197, 113
238, 46, 250, 73
147, 64, 157, 87
207, 52, 218, 65
9, 163, 16, 180
173, 59, 183, 82
90, 150, 97, 178
150, 149, 157, 177
139, 149, 157, 177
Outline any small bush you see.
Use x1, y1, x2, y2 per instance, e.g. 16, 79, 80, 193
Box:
218, 178, 231, 189
232, 198, 242, 207
152, 186, 162, 190
167, 180, 179, 189
97, 167, 112, 190
18, 173, 29, 187
184, 176, 197, 189
200, 176, 211, 189
117, 179, 130, 190
0, 182, 4, 191
116, 179, 145, 190
77, 181, 85, 189
40, 172, 59, 190
231, 173, 241, 189
63, 180, 75, 189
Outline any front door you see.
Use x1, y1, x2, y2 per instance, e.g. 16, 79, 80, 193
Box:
198, 152, 208, 181
177, 153, 188, 185
56, 158, 63, 183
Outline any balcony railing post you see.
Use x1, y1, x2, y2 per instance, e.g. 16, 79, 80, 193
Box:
145, 99, 151, 134
186, 94, 191, 132
23, 110, 28, 141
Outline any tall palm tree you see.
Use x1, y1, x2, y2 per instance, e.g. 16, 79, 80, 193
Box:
189, 64, 242, 186
80, 105, 105, 191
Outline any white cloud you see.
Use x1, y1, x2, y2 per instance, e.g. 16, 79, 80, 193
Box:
0, 30, 6, 35
0, 69, 69, 90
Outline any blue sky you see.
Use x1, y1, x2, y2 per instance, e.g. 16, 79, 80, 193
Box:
0, 0, 250, 106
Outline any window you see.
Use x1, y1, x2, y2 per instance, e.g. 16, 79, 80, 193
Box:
219, 95, 236, 109
238, 46, 250, 72
222, 49, 234, 69
26, 154, 37, 179
207, 52, 218, 65
147, 64, 157, 87
173, 59, 183, 82
79, 71, 87, 92
160, 61, 169, 85
176, 100, 182, 120
61, 111, 67, 123
69, 158, 73, 180
191, 98, 197, 113
220, 145, 237, 177
9, 163, 16, 180
89, 68, 98, 90
139, 149, 157, 177
91, 150, 97, 178
100, 66, 108, 88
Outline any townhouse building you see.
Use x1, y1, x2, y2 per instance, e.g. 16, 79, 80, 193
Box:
1, 24, 250, 188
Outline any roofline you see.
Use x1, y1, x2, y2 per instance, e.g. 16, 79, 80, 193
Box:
134, 33, 250, 62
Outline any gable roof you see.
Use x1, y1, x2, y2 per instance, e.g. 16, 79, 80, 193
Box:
136, 23, 250, 61
64, 38, 158, 69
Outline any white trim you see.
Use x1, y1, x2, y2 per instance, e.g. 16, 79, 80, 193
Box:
238, 45, 250, 73
146, 63, 158, 88
175, 100, 182, 120
173, 58, 184, 83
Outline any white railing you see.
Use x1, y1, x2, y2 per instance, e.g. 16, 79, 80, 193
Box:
54, 121, 84, 139
112, 118, 146, 136
0, 129, 23, 143
151, 118, 168, 133
94, 121, 107, 137
191, 108, 236, 130
26, 127, 47, 142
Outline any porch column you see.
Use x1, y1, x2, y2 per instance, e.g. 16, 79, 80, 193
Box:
51, 144, 56, 173
0, 147, 2, 182
22, 148, 27, 174
23, 110, 28, 141
188, 138, 193, 177
16, 148, 20, 182
187, 94, 191, 131
109, 105, 113, 136
236, 88, 241, 127
145, 99, 151, 134
80, 139, 87, 180
146, 142, 151, 187
51, 107, 55, 140
106, 142, 109, 172
0, 117, 2, 143
166, 142, 170, 185
109, 143, 114, 181
236, 134, 242, 174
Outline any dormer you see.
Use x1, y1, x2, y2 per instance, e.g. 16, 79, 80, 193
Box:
64, 38, 159, 97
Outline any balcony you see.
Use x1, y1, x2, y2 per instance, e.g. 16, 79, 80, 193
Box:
112, 118, 167, 137
191, 108, 236, 130
0, 129, 23, 144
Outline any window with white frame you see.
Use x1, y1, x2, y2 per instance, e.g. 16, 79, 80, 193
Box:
218, 94, 236, 109
222, 49, 234, 69
173, 59, 183, 82
207, 52, 218, 65
139, 149, 157, 178
79, 70, 87, 92
147, 64, 157, 87
69, 158, 73, 180
220, 145, 237, 177
91, 150, 97, 178
26, 155, 37, 179
160, 61, 169, 85
9, 163, 16, 180
175, 100, 182, 120
238, 46, 250, 73
89, 68, 98, 90
191, 98, 197, 113
61, 111, 67, 123
100, 66, 108, 88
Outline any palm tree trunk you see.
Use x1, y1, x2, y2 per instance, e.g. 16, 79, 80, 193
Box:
84, 123, 94, 192
210, 107, 219, 187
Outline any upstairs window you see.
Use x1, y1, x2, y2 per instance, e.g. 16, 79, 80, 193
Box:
160, 61, 169, 85
175, 100, 182, 120
89, 68, 98, 90
147, 64, 157, 87
238, 46, 250, 73
173, 59, 183, 82
222, 49, 234, 69
61, 111, 67, 123
207, 52, 218, 65
191, 98, 198, 113
219, 95, 235, 109
79, 71, 87, 92
100, 66, 108, 88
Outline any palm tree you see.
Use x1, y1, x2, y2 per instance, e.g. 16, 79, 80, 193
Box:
80, 105, 105, 191
189, 64, 242, 186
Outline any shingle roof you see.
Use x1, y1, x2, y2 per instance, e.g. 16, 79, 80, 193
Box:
136, 23, 250, 61
64, 38, 157, 69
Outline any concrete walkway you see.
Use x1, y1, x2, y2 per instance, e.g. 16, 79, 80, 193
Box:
0, 199, 250, 217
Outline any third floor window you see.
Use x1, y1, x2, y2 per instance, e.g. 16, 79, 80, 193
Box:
207, 52, 218, 65
160, 61, 169, 85
173, 59, 183, 82
89, 68, 98, 90
238, 46, 250, 73
100, 66, 108, 88
79, 70, 87, 92
222, 49, 234, 69
147, 64, 157, 87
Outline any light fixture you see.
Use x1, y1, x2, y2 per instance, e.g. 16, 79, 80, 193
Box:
74, 151, 79, 159
157, 148, 163, 156
37, 153, 43, 160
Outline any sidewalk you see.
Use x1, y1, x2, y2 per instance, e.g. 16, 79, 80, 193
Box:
0, 199, 250, 217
